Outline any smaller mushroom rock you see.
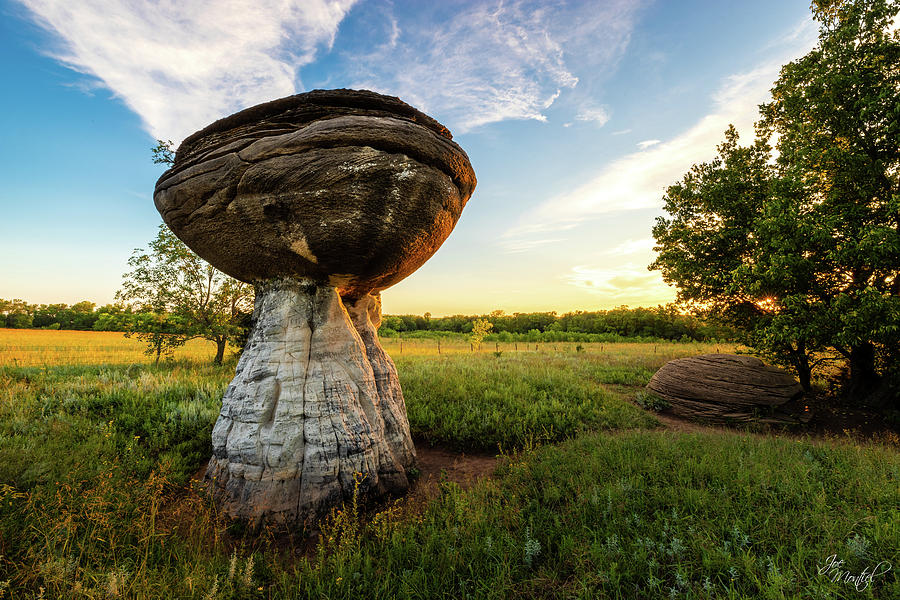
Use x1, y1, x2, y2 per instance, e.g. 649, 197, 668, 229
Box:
645, 353, 805, 424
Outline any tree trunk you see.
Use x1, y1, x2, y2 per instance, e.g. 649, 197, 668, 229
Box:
846, 342, 881, 404
214, 337, 226, 365
205, 278, 416, 525
796, 358, 812, 394
791, 341, 812, 393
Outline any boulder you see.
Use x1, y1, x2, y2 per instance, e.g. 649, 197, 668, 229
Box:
645, 353, 806, 424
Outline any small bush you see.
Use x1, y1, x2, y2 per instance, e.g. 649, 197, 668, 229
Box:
635, 389, 670, 412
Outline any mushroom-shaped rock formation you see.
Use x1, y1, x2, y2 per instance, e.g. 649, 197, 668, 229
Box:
153, 89, 476, 524
646, 354, 807, 424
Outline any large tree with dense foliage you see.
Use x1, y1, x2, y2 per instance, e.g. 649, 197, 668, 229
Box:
652, 0, 900, 404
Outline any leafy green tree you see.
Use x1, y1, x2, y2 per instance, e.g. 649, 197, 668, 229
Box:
1, 299, 34, 329
652, 0, 900, 403
125, 311, 188, 365
757, 0, 900, 402
117, 224, 253, 364
649, 128, 819, 384
6, 312, 33, 329
126, 137, 254, 363
468, 318, 493, 350
32, 303, 68, 328
151, 139, 175, 165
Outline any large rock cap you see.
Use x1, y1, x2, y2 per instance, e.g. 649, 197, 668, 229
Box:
646, 353, 805, 424
154, 89, 476, 297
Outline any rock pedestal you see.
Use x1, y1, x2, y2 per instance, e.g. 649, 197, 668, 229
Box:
206, 280, 415, 523
153, 89, 476, 524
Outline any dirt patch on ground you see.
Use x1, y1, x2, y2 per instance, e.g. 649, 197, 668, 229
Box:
803, 397, 898, 441
396, 441, 500, 517
413, 442, 498, 487
652, 413, 724, 435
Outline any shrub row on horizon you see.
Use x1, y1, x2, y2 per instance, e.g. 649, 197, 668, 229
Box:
381, 306, 736, 342
0, 298, 736, 343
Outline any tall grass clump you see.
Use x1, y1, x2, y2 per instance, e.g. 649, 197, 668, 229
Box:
397, 353, 659, 451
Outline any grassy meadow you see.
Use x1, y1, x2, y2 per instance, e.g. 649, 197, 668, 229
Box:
0, 328, 735, 366
0, 330, 897, 598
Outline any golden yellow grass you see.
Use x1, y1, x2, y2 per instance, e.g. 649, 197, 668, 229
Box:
381, 336, 738, 362
0, 329, 228, 367
0, 328, 739, 368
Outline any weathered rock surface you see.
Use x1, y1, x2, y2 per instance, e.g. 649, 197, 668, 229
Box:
154, 89, 476, 298
646, 353, 806, 424
160, 89, 475, 525
343, 292, 416, 471
206, 279, 411, 524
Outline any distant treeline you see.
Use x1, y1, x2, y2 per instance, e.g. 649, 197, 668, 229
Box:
380, 306, 736, 342
1, 298, 736, 342
0, 299, 157, 332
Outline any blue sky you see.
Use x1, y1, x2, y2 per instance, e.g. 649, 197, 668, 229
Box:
1, 0, 817, 315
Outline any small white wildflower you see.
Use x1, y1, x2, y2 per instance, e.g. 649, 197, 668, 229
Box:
523, 527, 542, 567
846, 534, 871, 559
227, 551, 237, 582
242, 555, 254, 588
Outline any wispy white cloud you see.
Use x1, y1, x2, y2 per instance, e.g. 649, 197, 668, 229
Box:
498, 238, 563, 254
503, 19, 818, 240
636, 139, 660, 150
566, 263, 671, 301
606, 238, 655, 255
348, 0, 644, 132
386, 13, 400, 49
19, 0, 644, 140
18, 0, 357, 142
576, 106, 611, 127
611, 128, 632, 136
60, 78, 104, 96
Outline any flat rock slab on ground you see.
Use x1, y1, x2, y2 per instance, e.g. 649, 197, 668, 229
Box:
646, 353, 806, 424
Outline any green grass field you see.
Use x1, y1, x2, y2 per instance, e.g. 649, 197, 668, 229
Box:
0, 331, 897, 598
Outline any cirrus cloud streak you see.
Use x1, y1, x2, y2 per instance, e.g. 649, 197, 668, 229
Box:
345, 0, 645, 132
17, 0, 357, 142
